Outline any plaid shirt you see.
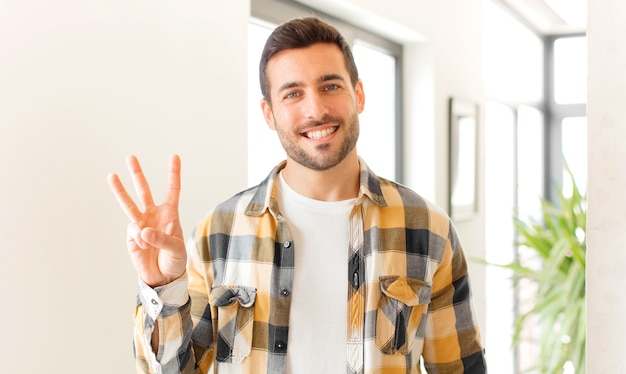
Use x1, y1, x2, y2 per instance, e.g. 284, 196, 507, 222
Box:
134, 160, 486, 373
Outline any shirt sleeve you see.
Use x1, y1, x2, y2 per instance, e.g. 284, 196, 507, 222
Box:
133, 236, 205, 374
422, 221, 487, 373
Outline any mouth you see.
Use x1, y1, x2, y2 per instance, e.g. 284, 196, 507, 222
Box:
302, 126, 338, 140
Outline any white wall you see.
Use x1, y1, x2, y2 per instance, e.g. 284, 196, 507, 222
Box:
0, 0, 486, 372
586, 1, 626, 372
0, 1, 249, 373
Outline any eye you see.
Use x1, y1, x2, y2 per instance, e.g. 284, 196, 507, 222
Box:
283, 91, 301, 100
324, 84, 340, 91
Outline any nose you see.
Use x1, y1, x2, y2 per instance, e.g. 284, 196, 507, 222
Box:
303, 91, 328, 119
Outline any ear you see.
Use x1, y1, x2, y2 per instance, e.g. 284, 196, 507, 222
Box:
355, 80, 365, 114
261, 98, 276, 130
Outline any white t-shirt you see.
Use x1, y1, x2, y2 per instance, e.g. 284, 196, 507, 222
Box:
275, 172, 356, 374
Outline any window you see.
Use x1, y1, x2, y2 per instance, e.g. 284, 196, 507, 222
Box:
554, 36, 587, 105
514, 104, 545, 372
547, 35, 587, 198
484, 100, 517, 373
561, 116, 587, 196
247, 20, 283, 185
483, 1, 545, 372
517, 105, 545, 219
351, 42, 397, 180
247, 0, 402, 186
484, 1, 587, 372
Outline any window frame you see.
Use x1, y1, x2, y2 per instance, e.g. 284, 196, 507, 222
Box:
543, 33, 587, 201
488, 1, 587, 202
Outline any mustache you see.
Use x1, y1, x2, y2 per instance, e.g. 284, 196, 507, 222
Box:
299, 114, 345, 129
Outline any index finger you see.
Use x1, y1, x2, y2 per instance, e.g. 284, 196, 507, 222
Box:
126, 155, 156, 210
164, 154, 181, 208
107, 172, 143, 222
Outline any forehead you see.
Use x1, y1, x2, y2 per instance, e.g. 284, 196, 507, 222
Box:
266, 43, 348, 87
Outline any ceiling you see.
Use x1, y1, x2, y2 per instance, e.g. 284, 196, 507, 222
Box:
496, 0, 587, 35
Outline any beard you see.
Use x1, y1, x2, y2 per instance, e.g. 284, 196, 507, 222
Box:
274, 112, 360, 171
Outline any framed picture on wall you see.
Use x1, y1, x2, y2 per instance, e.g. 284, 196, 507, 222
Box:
448, 97, 479, 221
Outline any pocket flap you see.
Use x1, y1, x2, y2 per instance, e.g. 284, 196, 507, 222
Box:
210, 285, 257, 308
379, 276, 431, 306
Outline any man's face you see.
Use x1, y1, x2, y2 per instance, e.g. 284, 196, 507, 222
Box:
261, 43, 365, 171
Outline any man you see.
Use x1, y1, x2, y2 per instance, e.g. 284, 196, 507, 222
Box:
108, 17, 487, 374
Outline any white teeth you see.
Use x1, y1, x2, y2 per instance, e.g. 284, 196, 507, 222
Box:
305, 127, 337, 139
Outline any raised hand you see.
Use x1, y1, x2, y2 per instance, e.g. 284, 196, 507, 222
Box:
107, 154, 186, 288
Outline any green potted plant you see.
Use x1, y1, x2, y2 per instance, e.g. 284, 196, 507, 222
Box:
497, 167, 586, 373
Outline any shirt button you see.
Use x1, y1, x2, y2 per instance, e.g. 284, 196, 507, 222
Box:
151, 299, 158, 305
275, 341, 286, 350
283, 241, 291, 248
281, 289, 290, 297
352, 272, 359, 289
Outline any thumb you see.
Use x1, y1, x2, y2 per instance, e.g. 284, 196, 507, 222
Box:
141, 227, 184, 252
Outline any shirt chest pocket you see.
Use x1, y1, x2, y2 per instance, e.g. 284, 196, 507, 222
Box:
209, 285, 257, 363
375, 276, 432, 355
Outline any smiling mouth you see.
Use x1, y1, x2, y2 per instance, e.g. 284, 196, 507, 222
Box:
302, 126, 338, 140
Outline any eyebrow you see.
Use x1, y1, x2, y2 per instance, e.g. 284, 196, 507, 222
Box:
277, 74, 347, 93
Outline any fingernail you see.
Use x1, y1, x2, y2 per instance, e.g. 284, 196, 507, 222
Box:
141, 228, 154, 245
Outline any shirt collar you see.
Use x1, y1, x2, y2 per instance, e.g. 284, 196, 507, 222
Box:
244, 158, 388, 217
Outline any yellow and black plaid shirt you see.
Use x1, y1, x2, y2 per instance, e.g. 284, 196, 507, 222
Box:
134, 160, 486, 373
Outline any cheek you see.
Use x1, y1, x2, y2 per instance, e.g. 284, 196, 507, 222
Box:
273, 108, 299, 127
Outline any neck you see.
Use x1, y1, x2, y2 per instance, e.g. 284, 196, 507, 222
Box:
281, 152, 360, 201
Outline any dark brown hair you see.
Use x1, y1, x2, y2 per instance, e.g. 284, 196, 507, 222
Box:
259, 17, 359, 105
